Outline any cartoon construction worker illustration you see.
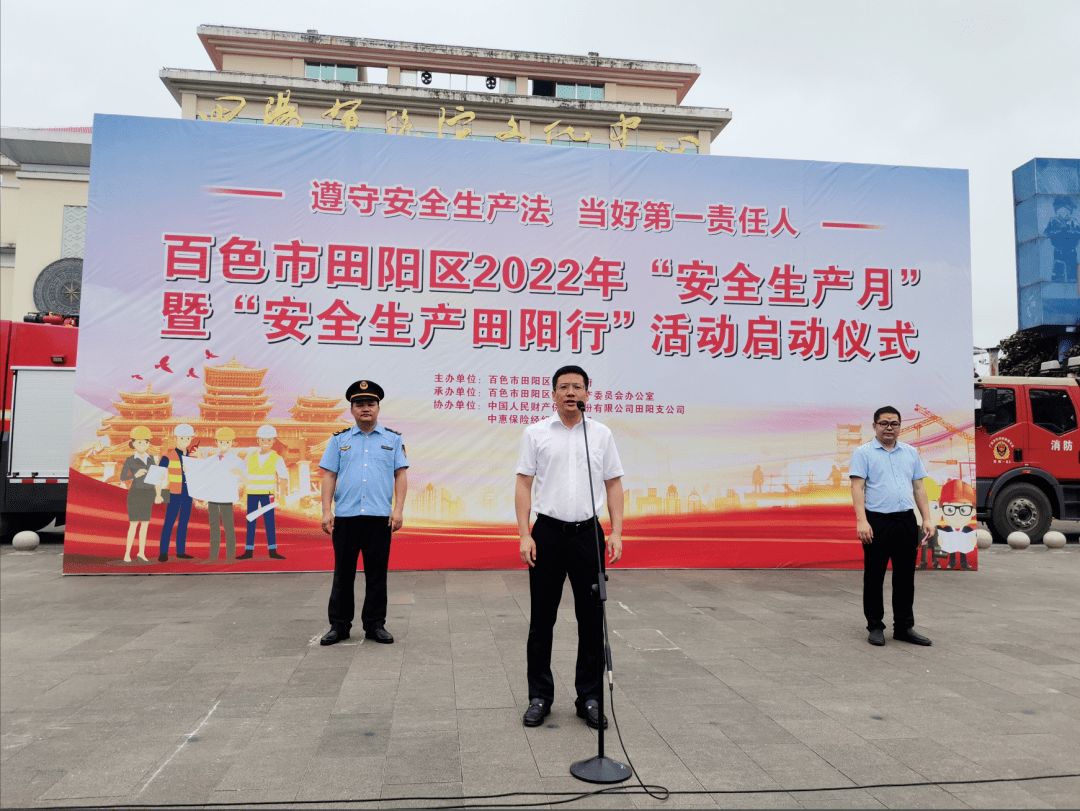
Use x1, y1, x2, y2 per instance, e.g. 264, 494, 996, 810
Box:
239, 424, 288, 560
119, 425, 156, 562
155, 423, 199, 563
917, 478, 945, 569
202, 427, 246, 562
937, 478, 977, 570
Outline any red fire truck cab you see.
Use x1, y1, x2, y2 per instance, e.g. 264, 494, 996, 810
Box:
975, 375, 1080, 542
0, 320, 79, 539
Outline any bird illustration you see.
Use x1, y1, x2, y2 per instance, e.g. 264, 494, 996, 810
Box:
205, 350, 219, 359
155, 356, 173, 373
131, 374, 144, 380
186, 368, 199, 379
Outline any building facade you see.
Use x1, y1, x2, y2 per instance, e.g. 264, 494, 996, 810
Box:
0, 128, 92, 323
161, 26, 731, 154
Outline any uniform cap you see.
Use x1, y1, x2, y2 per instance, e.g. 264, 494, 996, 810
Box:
130, 426, 152, 440
174, 423, 195, 437
215, 427, 236, 441
346, 380, 384, 403
256, 424, 278, 439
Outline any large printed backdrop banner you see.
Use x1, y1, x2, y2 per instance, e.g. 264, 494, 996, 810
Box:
63, 114, 975, 574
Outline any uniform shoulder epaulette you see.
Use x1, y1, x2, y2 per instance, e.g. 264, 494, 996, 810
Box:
385, 427, 402, 435
332, 427, 350, 436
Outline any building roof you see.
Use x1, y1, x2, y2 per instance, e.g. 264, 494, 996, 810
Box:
0, 127, 93, 169
197, 25, 703, 103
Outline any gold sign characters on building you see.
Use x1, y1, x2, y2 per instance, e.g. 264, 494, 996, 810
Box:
322, 99, 362, 131
439, 106, 476, 139
387, 109, 418, 136
495, 116, 526, 143
196, 96, 696, 155
609, 114, 642, 149
657, 135, 701, 154
265, 90, 303, 127
198, 96, 247, 123
544, 121, 591, 145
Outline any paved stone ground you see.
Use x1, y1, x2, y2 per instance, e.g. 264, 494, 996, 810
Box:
2, 543, 1078, 809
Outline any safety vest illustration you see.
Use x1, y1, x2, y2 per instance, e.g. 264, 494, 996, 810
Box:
247, 451, 282, 495
162, 449, 188, 495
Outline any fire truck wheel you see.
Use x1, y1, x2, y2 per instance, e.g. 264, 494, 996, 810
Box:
990, 483, 1053, 544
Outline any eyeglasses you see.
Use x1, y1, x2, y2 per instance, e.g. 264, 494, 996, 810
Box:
556, 383, 587, 392
942, 504, 974, 517
876, 421, 901, 429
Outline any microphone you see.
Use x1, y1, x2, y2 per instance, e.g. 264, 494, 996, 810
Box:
576, 400, 586, 412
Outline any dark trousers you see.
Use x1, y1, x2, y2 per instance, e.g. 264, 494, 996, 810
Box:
328, 515, 392, 633
947, 552, 971, 569
159, 494, 191, 557
245, 494, 277, 551
527, 514, 604, 710
863, 509, 918, 633
918, 541, 942, 568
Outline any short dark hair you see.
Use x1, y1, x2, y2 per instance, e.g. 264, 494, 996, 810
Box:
873, 406, 901, 424
552, 365, 589, 390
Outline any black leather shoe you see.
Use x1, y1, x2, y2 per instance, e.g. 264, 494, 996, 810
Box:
320, 628, 349, 646
268, 550, 285, 560
365, 627, 394, 644
522, 698, 550, 727
176, 553, 194, 560
577, 699, 608, 729
157, 554, 168, 563
236, 550, 253, 559
868, 629, 885, 646
894, 628, 932, 646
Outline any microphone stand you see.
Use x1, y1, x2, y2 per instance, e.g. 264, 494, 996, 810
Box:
569, 400, 631, 784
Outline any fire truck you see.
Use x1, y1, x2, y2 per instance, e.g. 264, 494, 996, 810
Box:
0, 319, 78, 539
975, 369, 1080, 542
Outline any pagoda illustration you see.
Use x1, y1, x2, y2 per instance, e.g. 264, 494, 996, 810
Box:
198, 358, 274, 424
99, 381, 176, 449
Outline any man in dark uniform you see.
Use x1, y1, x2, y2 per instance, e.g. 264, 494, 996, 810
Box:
850, 406, 935, 647
318, 380, 408, 646
515, 365, 624, 729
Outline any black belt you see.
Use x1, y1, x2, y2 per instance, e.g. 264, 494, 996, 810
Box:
537, 513, 597, 534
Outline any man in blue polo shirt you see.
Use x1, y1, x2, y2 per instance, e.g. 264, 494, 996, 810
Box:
849, 406, 935, 647
318, 380, 408, 647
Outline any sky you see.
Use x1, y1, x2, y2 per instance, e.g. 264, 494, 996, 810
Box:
2, 0, 1077, 352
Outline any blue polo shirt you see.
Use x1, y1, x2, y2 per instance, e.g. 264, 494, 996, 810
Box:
319, 423, 408, 517
849, 438, 927, 513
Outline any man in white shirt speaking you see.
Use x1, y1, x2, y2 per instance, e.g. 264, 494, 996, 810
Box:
515, 365, 624, 730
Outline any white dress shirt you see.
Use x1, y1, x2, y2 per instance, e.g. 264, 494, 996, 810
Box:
516, 413, 624, 522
